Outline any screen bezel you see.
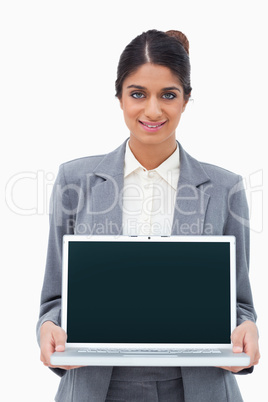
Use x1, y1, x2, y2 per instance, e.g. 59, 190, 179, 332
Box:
61, 235, 236, 349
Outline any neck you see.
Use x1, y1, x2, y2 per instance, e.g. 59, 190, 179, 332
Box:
128, 136, 177, 170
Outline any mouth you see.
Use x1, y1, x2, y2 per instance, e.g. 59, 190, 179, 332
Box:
139, 120, 167, 132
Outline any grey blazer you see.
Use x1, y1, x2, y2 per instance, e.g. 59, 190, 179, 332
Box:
37, 139, 257, 402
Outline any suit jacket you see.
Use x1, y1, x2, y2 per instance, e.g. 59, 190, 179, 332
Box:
37, 139, 257, 402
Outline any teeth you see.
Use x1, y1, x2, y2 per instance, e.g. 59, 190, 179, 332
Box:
142, 122, 164, 128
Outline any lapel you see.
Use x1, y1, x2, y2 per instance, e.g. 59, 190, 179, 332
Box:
89, 139, 211, 235
89, 140, 126, 235
171, 144, 211, 235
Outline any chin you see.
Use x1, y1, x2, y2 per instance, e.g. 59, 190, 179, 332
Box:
130, 131, 175, 145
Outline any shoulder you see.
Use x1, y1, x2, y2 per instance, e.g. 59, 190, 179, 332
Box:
200, 161, 243, 188
58, 153, 107, 183
54, 139, 127, 185
179, 143, 243, 190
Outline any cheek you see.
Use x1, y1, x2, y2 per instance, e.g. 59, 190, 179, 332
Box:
123, 100, 140, 120
168, 105, 183, 124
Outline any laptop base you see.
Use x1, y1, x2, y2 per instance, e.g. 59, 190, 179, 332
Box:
51, 349, 250, 367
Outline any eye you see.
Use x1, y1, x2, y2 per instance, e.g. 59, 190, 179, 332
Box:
131, 92, 145, 99
162, 92, 176, 100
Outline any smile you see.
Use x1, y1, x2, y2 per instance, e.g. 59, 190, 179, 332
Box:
139, 120, 167, 128
139, 120, 167, 132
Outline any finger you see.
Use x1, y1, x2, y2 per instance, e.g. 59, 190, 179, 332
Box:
40, 324, 55, 365
218, 366, 237, 372
40, 341, 55, 365
219, 366, 247, 373
59, 365, 82, 370
243, 338, 260, 365
232, 321, 260, 365
40, 325, 67, 365
45, 364, 83, 370
249, 352, 261, 366
53, 328, 67, 352
233, 345, 243, 353
219, 358, 258, 373
45, 328, 67, 365
231, 328, 245, 353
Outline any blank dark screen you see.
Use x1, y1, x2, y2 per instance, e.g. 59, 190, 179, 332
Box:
67, 241, 231, 343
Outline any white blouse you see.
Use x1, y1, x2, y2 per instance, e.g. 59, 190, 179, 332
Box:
122, 140, 180, 236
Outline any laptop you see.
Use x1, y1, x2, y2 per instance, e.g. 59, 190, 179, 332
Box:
51, 235, 250, 366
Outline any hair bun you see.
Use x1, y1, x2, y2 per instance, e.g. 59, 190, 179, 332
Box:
165, 30, 189, 55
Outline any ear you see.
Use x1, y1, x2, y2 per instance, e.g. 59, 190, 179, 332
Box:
182, 93, 191, 112
119, 97, 123, 110
182, 101, 188, 113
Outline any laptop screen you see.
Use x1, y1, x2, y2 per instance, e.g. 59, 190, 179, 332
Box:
66, 240, 231, 344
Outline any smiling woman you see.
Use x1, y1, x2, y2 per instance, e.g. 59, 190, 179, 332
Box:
37, 29, 259, 402
115, 30, 192, 170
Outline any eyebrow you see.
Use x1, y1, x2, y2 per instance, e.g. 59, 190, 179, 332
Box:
127, 84, 181, 93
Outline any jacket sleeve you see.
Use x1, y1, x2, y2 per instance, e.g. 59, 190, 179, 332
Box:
223, 175, 257, 375
36, 164, 74, 377
224, 175, 257, 325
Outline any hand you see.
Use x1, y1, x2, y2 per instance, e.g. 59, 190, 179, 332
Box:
40, 321, 82, 370
219, 320, 260, 373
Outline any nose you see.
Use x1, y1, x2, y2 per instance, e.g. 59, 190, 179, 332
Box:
144, 96, 162, 120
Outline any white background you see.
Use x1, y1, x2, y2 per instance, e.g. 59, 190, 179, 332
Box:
1, 1, 267, 401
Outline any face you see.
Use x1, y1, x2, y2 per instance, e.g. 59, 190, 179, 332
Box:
119, 63, 188, 147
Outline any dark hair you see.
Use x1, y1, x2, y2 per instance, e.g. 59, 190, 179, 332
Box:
115, 29, 192, 100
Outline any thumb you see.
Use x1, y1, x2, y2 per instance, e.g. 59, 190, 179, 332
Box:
231, 327, 244, 353
233, 345, 243, 353
54, 327, 67, 352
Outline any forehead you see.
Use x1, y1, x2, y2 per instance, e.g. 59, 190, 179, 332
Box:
123, 63, 182, 89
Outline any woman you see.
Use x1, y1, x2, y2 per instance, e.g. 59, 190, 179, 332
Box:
38, 29, 260, 402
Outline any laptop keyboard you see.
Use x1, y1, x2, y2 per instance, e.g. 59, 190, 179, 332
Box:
77, 348, 222, 354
